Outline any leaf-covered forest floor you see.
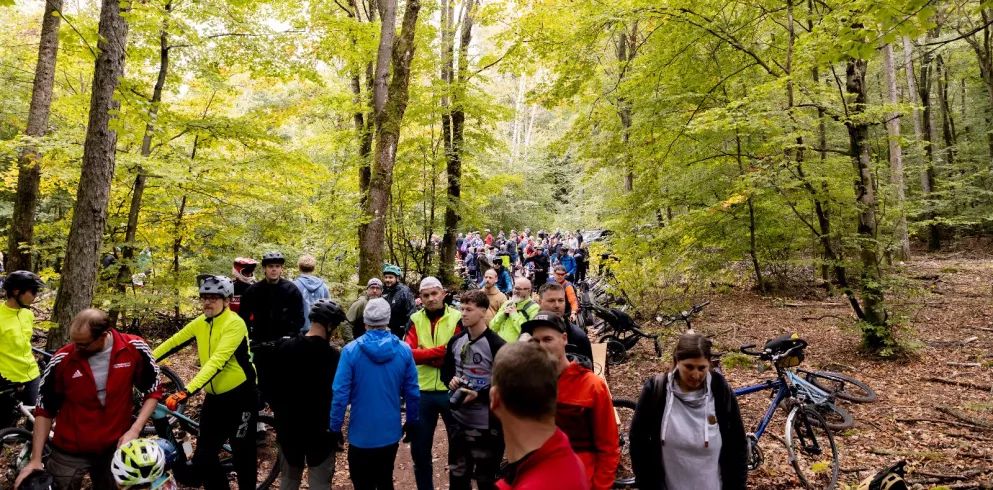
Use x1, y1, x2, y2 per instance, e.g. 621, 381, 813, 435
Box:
156, 251, 993, 489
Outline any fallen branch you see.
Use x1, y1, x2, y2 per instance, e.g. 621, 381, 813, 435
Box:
937, 407, 993, 429
969, 326, 993, 332
869, 448, 945, 460
943, 481, 993, 489
801, 314, 848, 321
896, 417, 992, 432
914, 469, 982, 481
926, 377, 993, 392
947, 362, 983, 367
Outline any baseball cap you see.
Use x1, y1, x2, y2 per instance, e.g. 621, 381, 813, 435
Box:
521, 311, 568, 335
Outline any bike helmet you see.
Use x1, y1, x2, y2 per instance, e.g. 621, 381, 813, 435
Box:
198, 275, 234, 298
17, 470, 53, 490
3, 270, 46, 295
232, 257, 257, 279
382, 263, 402, 277
261, 251, 285, 266
764, 333, 806, 367
309, 299, 346, 327
152, 438, 178, 468
858, 461, 908, 490
112, 438, 165, 486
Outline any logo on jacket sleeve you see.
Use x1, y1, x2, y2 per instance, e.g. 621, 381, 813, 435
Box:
113, 362, 132, 369
72, 370, 83, 379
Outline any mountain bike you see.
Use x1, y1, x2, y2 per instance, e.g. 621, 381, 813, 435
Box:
736, 339, 840, 489
656, 301, 710, 332
590, 303, 662, 366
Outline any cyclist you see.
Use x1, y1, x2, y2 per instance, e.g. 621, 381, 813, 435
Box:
479, 269, 507, 324
524, 311, 618, 490
238, 251, 304, 406
523, 245, 549, 288
153, 275, 258, 490
549, 265, 579, 320
346, 278, 384, 342
491, 342, 588, 490
331, 297, 420, 490
574, 244, 589, 282
440, 290, 506, 490
230, 257, 257, 313
0, 271, 46, 428
535, 283, 592, 360
629, 332, 746, 490
553, 247, 577, 280
489, 278, 539, 343
404, 276, 462, 490
490, 261, 513, 296
293, 254, 331, 333
271, 300, 343, 490
17, 308, 161, 490
382, 264, 416, 338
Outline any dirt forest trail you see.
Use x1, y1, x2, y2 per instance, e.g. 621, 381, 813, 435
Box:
158, 253, 993, 489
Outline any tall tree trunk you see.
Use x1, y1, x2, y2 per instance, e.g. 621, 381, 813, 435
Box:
358, 0, 422, 283
510, 74, 526, 160
349, 0, 376, 254
959, 6, 993, 165
7, 0, 63, 272
48, 0, 130, 349
918, 34, 941, 250
845, 57, 890, 347
902, 37, 925, 155
615, 23, 637, 192
936, 54, 956, 165
881, 43, 910, 260
735, 132, 764, 294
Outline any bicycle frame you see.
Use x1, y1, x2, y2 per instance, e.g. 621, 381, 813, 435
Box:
733, 379, 789, 440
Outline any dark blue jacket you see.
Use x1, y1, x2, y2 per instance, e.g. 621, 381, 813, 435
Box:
555, 254, 577, 276
330, 329, 420, 448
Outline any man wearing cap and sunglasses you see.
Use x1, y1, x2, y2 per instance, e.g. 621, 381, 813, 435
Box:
345, 278, 384, 342
524, 310, 619, 490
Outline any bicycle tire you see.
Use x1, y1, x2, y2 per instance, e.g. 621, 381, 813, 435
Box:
255, 414, 282, 489
139, 366, 188, 435
800, 370, 877, 404
612, 398, 637, 489
785, 405, 839, 490
813, 402, 855, 431
0, 426, 48, 489
599, 336, 627, 366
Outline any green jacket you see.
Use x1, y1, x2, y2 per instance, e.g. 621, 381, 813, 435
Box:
0, 304, 40, 383
153, 309, 256, 395
489, 298, 539, 343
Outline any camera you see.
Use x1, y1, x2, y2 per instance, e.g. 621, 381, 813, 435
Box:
449, 378, 468, 410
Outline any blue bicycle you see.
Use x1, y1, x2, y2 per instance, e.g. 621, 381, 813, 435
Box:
735, 337, 840, 490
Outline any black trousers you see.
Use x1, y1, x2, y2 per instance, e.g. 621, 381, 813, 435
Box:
448, 422, 504, 490
194, 383, 258, 490
348, 443, 399, 490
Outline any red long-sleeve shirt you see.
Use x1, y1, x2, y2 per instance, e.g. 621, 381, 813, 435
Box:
405, 317, 462, 368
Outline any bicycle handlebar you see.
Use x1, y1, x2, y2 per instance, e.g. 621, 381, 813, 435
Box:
739, 339, 808, 361
739, 344, 762, 355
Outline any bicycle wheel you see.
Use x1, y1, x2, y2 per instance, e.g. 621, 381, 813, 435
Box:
599, 336, 627, 366
800, 370, 877, 404
0, 427, 48, 488
139, 366, 188, 435
612, 398, 636, 489
235, 413, 280, 489
813, 402, 855, 431
785, 405, 839, 490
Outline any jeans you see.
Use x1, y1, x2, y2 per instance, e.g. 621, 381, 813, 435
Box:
448, 422, 504, 490
194, 383, 258, 490
47, 446, 115, 490
348, 443, 399, 490
411, 391, 456, 490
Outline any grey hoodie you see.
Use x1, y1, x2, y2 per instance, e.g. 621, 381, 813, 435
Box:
295, 274, 331, 332
660, 371, 723, 490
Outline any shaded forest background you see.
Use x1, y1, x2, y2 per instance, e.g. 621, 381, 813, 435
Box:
1, 0, 991, 353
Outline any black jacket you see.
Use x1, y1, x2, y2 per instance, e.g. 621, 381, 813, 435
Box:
238, 278, 305, 343
566, 322, 593, 362
271, 334, 340, 464
629, 371, 747, 490
383, 283, 417, 338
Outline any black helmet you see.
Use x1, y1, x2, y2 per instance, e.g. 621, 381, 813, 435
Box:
309, 299, 345, 327
261, 251, 285, 266
4, 270, 46, 295
17, 470, 53, 490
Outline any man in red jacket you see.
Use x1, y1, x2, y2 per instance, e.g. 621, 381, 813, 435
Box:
15, 309, 162, 490
524, 311, 619, 490
491, 341, 588, 490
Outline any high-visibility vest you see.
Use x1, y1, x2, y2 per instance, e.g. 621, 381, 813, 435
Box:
411, 306, 461, 391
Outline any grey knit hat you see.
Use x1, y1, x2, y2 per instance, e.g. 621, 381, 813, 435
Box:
364, 297, 391, 327
367, 278, 384, 289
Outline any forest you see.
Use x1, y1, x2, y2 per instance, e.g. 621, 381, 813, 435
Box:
1, 0, 992, 354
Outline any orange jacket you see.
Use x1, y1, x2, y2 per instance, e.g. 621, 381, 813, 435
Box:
556, 279, 579, 316
555, 362, 620, 490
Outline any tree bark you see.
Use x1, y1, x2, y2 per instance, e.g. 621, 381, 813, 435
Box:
881, 43, 910, 260
917, 34, 941, 251
959, 6, 993, 166
845, 57, 890, 346
936, 54, 956, 165
358, 0, 422, 283
7, 0, 63, 272
615, 23, 637, 192
372, 0, 397, 119
48, 0, 130, 349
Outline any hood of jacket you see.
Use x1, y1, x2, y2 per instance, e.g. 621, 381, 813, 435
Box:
357, 329, 402, 364
295, 274, 325, 293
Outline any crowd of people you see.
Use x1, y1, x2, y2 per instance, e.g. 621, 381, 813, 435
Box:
1, 249, 757, 490
458, 229, 592, 289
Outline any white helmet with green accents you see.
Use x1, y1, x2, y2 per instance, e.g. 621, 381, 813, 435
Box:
112, 438, 165, 486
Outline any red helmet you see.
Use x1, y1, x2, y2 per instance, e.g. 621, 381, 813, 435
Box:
232, 257, 257, 282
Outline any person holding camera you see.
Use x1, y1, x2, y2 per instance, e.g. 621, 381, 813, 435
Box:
441, 290, 506, 490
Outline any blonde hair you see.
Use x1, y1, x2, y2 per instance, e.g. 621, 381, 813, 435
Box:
297, 255, 317, 273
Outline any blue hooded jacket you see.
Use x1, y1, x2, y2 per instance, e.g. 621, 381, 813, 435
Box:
295, 275, 331, 332
330, 329, 420, 449
554, 253, 577, 276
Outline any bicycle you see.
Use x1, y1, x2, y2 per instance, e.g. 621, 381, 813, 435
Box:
590, 303, 663, 366
655, 301, 710, 332
736, 338, 840, 489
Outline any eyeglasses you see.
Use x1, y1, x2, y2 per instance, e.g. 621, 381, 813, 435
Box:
74, 336, 101, 351
200, 296, 224, 303
555, 272, 566, 276
513, 287, 531, 292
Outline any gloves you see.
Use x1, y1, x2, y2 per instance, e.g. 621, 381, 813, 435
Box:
330, 431, 345, 452
165, 391, 188, 411
402, 422, 417, 444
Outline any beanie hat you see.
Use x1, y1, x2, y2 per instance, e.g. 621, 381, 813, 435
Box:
419, 276, 443, 291
364, 298, 391, 327
367, 278, 384, 289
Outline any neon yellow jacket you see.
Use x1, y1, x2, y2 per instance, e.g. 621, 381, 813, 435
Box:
153, 309, 255, 395
489, 298, 540, 343
0, 304, 40, 383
